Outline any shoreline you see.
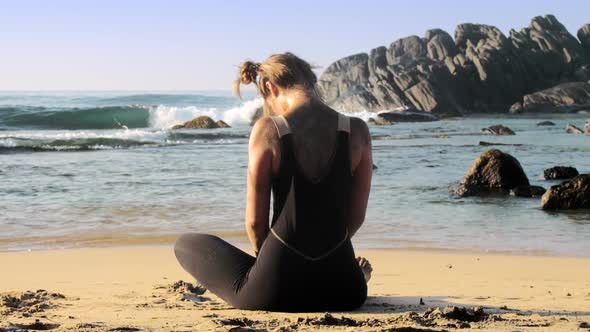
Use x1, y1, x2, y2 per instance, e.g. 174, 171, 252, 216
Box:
2, 240, 589, 259
2, 246, 589, 331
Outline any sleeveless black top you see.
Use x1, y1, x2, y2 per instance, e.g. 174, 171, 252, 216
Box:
269, 113, 353, 260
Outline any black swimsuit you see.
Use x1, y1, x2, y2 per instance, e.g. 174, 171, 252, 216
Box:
174, 113, 367, 312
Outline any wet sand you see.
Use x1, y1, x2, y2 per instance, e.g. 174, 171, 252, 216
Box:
1, 246, 590, 331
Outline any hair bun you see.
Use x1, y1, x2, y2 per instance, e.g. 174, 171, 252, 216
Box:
239, 61, 261, 85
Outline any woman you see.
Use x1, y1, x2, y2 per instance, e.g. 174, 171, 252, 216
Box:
174, 52, 373, 312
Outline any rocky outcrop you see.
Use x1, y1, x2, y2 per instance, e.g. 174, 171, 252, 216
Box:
172, 116, 231, 129
541, 174, 590, 210
543, 166, 579, 180
456, 149, 530, 197
566, 124, 584, 134
585, 119, 590, 135
520, 82, 590, 113
318, 15, 590, 116
482, 125, 515, 135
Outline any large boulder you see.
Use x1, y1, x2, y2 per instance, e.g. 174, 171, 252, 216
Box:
171, 116, 230, 129
521, 82, 590, 113
456, 149, 530, 197
541, 174, 590, 210
317, 53, 380, 113
425, 29, 458, 61
543, 166, 579, 180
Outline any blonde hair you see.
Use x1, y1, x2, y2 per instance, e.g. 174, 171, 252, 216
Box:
233, 52, 318, 99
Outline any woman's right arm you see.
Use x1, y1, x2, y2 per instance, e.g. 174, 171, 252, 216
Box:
348, 118, 373, 237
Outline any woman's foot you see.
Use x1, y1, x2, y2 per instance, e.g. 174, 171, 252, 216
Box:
356, 256, 373, 283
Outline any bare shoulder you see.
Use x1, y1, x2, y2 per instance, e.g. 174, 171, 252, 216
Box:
349, 116, 371, 147
249, 116, 280, 150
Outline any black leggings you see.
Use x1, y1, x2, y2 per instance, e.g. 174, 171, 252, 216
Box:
174, 232, 367, 312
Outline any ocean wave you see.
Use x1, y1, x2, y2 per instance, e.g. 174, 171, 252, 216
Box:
0, 98, 263, 130
0, 106, 150, 130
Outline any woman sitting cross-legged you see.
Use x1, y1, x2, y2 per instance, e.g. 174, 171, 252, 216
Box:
174, 52, 373, 312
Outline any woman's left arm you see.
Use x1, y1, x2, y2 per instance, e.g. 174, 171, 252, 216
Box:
245, 118, 277, 255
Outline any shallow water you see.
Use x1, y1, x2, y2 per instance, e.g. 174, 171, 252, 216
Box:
1, 92, 589, 256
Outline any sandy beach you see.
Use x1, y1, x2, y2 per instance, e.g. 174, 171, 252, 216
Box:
2, 246, 589, 331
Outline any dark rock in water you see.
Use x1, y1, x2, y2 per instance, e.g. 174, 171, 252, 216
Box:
509, 101, 523, 114
544, 166, 579, 180
317, 15, 590, 116
479, 141, 522, 147
482, 125, 515, 135
172, 116, 224, 129
215, 120, 231, 128
536, 121, 556, 126
367, 117, 394, 126
565, 124, 584, 134
456, 149, 530, 197
541, 174, 590, 210
521, 82, 590, 113
512, 185, 546, 198
377, 110, 439, 122
372, 164, 378, 170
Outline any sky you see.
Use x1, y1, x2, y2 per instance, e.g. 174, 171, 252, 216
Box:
0, 0, 588, 91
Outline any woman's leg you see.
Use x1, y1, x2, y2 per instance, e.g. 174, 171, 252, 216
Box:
174, 233, 256, 306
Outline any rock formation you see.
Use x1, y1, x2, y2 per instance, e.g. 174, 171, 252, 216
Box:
482, 125, 515, 136
172, 116, 231, 129
521, 82, 590, 113
543, 166, 579, 180
318, 15, 590, 116
456, 149, 530, 197
541, 174, 590, 210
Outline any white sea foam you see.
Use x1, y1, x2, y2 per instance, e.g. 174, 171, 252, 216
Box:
0, 128, 170, 143
148, 98, 263, 129
220, 98, 264, 126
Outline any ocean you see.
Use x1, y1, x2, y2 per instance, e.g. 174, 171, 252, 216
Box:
1, 91, 589, 256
